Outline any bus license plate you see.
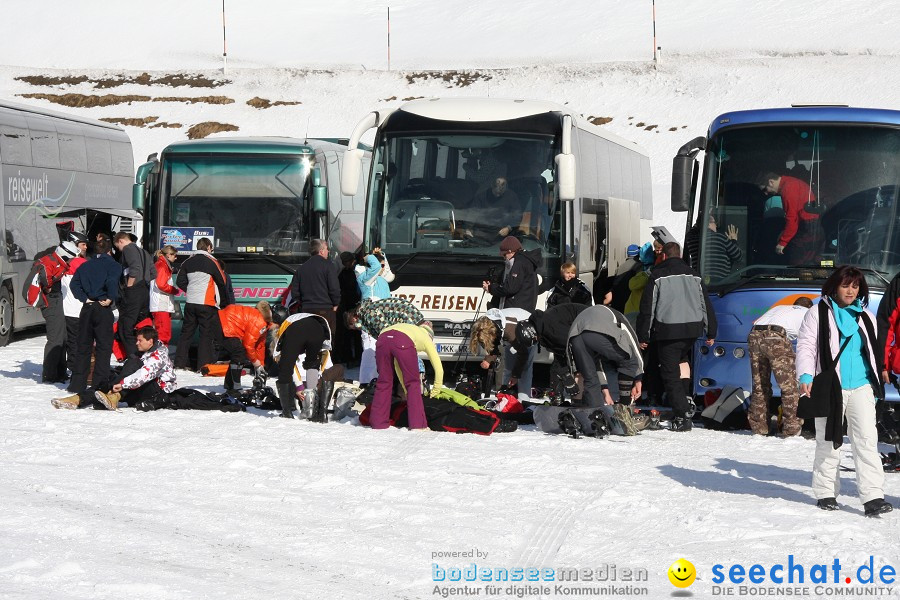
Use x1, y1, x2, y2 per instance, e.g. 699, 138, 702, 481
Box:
437, 344, 462, 354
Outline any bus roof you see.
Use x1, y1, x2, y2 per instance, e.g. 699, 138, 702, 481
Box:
708, 106, 900, 137
389, 97, 648, 157
0, 98, 125, 131
161, 136, 349, 155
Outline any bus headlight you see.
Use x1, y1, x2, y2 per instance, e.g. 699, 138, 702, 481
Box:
733, 348, 745, 359
713, 346, 726, 357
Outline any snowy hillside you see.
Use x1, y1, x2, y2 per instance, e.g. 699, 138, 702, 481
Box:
2, 2, 900, 598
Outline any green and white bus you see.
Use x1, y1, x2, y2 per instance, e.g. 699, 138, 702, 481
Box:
133, 137, 369, 323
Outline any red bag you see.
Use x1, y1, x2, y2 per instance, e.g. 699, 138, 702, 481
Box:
493, 392, 524, 413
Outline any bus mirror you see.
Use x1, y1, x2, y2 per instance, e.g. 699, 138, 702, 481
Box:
556, 153, 576, 201
132, 183, 145, 212
313, 185, 327, 212
671, 155, 694, 212
341, 148, 364, 196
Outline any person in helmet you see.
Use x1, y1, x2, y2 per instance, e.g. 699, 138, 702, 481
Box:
566, 304, 643, 408
30, 230, 87, 383
468, 307, 535, 401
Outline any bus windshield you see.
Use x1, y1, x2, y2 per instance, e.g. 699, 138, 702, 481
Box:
694, 124, 900, 287
365, 133, 559, 259
161, 154, 312, 259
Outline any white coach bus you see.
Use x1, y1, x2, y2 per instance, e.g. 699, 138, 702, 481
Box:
0, 99, 134, 345
341, 97, 652, 362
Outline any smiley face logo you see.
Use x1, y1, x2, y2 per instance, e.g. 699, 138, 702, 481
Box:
667, 558, 696, 588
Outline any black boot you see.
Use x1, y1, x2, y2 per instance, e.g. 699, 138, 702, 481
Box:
276, 382, 296, 419
229, 363, 243, 390
312, 380, 335, 423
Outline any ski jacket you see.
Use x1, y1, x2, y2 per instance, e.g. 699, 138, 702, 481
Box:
566, 305, 644, 385
777, 175, 819, 248
22, 248, 69, 308
877, 272, 900, 374
61, 256, 87, 318
484, 307, 531, 379
150, 256, 177, 313
487, 247, 540, 312
545, 277, 592, 309
356, 296, 424, 338
119, 242, 156, 284
176, 250, 228, 308
71, 253, 123, 304
637, 257, 717, 343
293, 254, 341, 310
121, 341, 177, 393
356, 254, 391, 301
218, 304, 269, 365
529, 303, 589, 356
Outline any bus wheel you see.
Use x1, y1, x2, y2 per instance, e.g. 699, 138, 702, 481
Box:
0, 286, 12, 346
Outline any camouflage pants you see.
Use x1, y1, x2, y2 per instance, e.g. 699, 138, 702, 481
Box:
748, 329, 803, 436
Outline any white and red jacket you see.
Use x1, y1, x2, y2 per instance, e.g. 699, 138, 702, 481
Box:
61, 256, 87, 318
150, 255, 177, 313
121, 341, 178, 394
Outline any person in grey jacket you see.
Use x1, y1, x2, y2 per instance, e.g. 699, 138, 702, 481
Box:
637, 242, 717, 431
567, 305, 643, 407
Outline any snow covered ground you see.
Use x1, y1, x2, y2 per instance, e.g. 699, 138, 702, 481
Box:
2, 333, 899, 599
3, 1, 900, 597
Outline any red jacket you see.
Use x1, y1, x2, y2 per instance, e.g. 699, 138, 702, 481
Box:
154, 256, 176, 295
777, 175, 819, 247
218, 304, 269, 365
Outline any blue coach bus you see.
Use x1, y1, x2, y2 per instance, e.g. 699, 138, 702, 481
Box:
671, 105, 900, 401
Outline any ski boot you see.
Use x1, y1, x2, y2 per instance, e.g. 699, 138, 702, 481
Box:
558, 409, 584, 439
276, 382, 296, 419
311, 380, 334, 423
300, 389, 316, 420
587, 409, 611, 438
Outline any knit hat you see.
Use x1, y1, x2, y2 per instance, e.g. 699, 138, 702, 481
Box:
499, 236, 522, 253
626, 244, 640, 258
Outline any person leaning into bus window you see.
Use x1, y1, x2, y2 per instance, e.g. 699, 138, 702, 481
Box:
747, 296, 813, 437
756, 171, 823, 265
795, 266, 892, 516
150, 246, 178, 346
703, 214, 741, 281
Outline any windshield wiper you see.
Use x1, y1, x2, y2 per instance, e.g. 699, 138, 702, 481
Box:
717, 273, 775, 297
785, 264, 890, 287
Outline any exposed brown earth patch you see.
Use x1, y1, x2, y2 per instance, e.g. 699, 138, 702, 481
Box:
19, 93, 151, 107
100, 116, 159, 127
98, 116, 182, 129
16, 73, 229, 89
405, 70, 492, 87
246, 97, 302, 109
187, 122, 239, 139
402, 96, 424, 101
588, 116, 613, 126
17, 93, 235, 107
153, 96, 234, 105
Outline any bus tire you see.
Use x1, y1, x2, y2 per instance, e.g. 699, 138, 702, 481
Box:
0, 285, 12, 346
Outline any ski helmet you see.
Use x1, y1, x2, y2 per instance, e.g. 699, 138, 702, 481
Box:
270, 303, 289, 325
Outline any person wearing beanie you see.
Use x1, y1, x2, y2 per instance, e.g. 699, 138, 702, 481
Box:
483, 236, 539, 312
609, 244, 644, 313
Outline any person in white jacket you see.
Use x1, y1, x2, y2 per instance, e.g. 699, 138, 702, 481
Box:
795, 265, 892, 516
